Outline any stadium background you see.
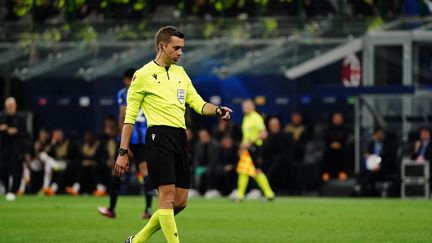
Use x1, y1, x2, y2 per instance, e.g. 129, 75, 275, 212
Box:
1, 1, 432, 242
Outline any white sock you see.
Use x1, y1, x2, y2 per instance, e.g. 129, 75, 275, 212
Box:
96, 184, 106, 192
18, 179, 26, 192
43, 161, 53, 189
72, 182, 80, 192
19, 164, 30, 192
51, 183, 58, 192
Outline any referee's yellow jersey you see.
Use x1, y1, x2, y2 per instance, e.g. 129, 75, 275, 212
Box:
125, 61, 206, 129
242, 111, 266, 146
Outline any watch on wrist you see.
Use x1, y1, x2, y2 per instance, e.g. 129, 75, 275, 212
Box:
118, 147, 128, 156
216, 106, 223, 117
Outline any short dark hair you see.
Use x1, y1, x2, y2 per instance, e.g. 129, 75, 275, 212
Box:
104, 114, 116, 122
374, 126, 385, 134
419, 126, 431, 133
155, 26, 185, 52
123, 68, 136, 79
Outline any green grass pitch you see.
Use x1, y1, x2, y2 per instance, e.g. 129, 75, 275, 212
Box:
0, 195, 431, 242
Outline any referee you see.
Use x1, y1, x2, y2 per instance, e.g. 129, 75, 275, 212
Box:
115, 26, 232, 243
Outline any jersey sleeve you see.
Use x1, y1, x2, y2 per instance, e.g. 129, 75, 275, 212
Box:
184, 70, 206, 115
124, 71, 146, 125
117, 89, 127, 107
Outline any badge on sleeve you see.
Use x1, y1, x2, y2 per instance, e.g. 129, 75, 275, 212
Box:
177, 89, 185, 104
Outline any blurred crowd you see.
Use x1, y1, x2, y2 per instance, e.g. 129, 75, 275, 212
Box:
2, 96, 431, 200
0, 108, 119, 200
1, 0, 432, 23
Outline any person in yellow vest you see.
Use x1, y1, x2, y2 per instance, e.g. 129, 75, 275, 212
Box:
236, 99, 275, 201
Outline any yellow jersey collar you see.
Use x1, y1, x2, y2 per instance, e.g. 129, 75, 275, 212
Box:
152, 60, 173, 71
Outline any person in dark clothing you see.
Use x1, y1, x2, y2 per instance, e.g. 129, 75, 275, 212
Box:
21, 128, 52, 194
79, 131, 102, 195
212, 119, 242, 143
43, 128, 79, 195
355, 127, 398, 196
97, 115, 118, 196
263, 116, 292, 193
0, 97, 29, 201
412, 127, 432, 163
192, 128, 220, 196
322, 112, 349, 181
284, 111, 310, 163
411, 127, 432, 191
216, 134, 238, 196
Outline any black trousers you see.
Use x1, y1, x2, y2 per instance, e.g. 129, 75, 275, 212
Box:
0, 150, 23, 193
50, 162, 78, 193
215, 170, 237, 196
323, 148, 346, 177
79, 165, 97, 194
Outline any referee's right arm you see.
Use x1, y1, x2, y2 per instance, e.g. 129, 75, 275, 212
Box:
115, 72, 145, 176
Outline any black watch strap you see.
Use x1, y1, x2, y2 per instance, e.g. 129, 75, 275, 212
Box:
118, 148, 128, 156
216, 106, 223, 117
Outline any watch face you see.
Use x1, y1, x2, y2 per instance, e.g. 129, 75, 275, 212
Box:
119, 148, 127, 156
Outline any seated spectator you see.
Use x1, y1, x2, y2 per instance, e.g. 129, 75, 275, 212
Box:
20, 128, 52, 194
216, 134, 238, 196
97, 115, 118, 195
354, 127, 398, 196
412, 127, 432, 163
263, 116, 292, 192
42, 128, 79, 195
79, 131, 102, 195
284, 111, 310, 163
412, 126, 432, 191
322, 112, 349, 181
192, 128, 220, 197
212, 119, 241, 143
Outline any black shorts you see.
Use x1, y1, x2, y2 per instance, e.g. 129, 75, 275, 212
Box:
130, 144, 146, 172
145, 126, 190, 189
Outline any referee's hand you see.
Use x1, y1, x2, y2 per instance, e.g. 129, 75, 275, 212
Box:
114, 155, 129, 177
217, 106, 233, 120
